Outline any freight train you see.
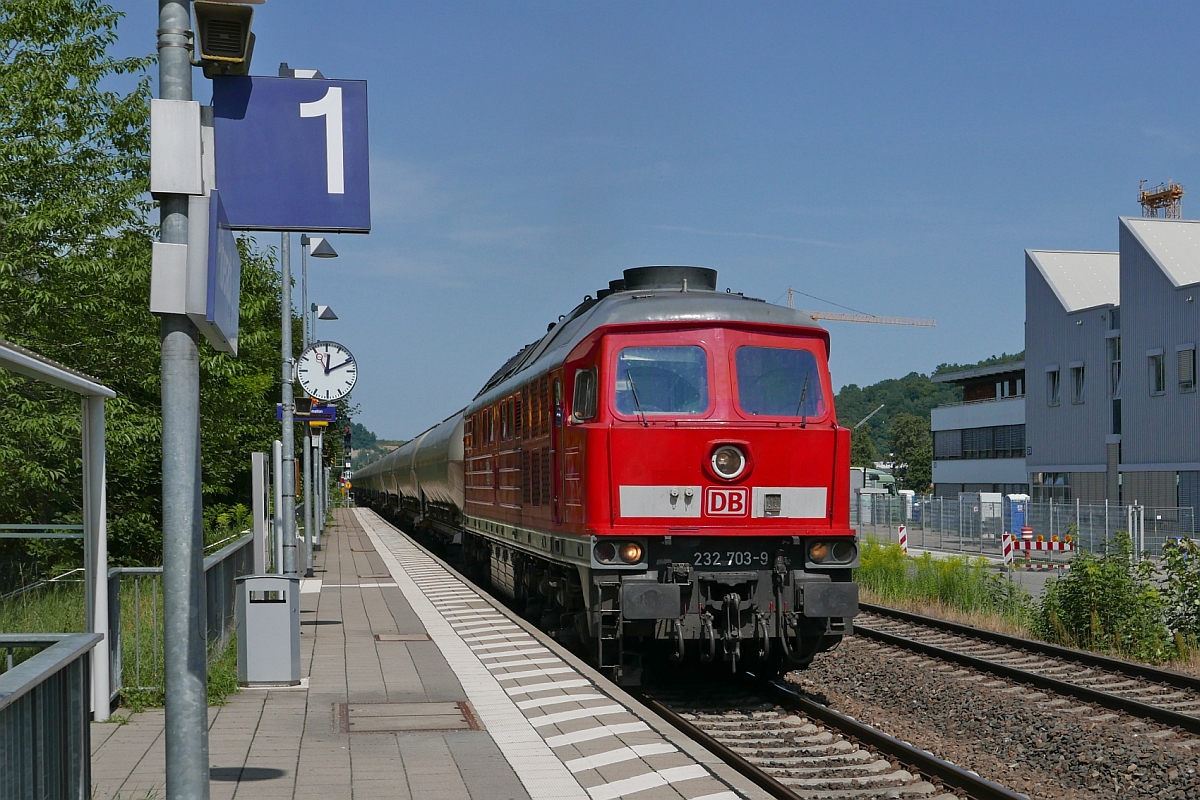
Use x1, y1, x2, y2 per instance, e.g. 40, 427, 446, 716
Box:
353, 266, 860, 682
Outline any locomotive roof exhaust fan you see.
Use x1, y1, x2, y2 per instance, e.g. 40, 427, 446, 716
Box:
623, 266, 718, 292
193, 0, 262, 79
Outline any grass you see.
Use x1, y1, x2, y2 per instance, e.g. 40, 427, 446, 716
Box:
854, 537, 1034, 627
855, 535, 1200, 676
0, 579, 240, 710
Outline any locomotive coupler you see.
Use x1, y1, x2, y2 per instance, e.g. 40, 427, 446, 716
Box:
781, 611, 810, 665
669, 617, 686, 662
721, 592, 742, 672
698, 612, 716, 662
754, 612, 771, 660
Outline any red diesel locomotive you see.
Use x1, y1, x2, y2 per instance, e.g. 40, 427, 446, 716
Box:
354, 266, 860, 681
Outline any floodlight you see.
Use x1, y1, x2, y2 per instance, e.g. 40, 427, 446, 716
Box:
316, 305, 338, 320
193, 1, 258, 78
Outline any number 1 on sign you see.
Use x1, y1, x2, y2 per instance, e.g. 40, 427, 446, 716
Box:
300, 87, 344, 194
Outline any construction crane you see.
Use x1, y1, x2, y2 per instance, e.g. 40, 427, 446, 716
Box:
787, 288, 936, 327
1139, 179, 1184, 219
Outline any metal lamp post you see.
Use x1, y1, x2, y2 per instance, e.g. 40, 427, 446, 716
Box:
299, 235, 337, 576
308, 303, 336, 549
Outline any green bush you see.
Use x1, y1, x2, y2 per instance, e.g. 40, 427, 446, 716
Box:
855, 537, 1033, 622
1032, 531, 1172, 663
1162, 537, 1200, 654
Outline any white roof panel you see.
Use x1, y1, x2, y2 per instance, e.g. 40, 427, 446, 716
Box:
1027, 250, 1119, 313
1121, 217, 1200, 288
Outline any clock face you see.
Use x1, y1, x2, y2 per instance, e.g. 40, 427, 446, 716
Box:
297, 341, 358, 402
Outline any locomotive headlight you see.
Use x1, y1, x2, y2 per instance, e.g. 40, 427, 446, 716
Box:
619, 542, 644, 564
831, 540, 857, 564
594, 542, 617, 563
711, 445, 746, 480
808, 541, 829, 563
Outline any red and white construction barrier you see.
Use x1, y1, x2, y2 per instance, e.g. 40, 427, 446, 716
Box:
898, 524, 908, 555
1002, 532, 1074, 569
1015, 540, 1075, 551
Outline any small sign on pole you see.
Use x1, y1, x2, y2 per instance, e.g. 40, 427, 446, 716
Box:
186, 189, 241, 355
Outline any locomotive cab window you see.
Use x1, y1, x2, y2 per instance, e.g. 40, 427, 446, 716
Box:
573, 368, 597, 420
615, 346, 708, 416
734, 346, 826, 417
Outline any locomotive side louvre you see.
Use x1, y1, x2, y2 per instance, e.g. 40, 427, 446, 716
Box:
354, 266, 860, 682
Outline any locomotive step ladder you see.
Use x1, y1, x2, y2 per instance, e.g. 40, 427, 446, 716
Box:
596, 580, 622, 670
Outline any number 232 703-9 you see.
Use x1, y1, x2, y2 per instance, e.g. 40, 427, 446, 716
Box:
692, 551, 770, 567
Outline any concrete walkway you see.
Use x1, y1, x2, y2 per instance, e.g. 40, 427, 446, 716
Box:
90, 508, 528, 800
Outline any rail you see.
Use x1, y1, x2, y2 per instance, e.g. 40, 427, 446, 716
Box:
107, 533, 253, 697
0, 633, 101, 800
634, 681, 1026, 800
854, 607, 1200, 736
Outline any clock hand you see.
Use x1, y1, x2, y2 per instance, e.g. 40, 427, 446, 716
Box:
328, 359, 354, 372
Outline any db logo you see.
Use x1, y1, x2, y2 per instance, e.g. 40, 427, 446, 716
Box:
704, 487, 749, 516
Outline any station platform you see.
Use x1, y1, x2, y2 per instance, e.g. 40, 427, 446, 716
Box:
91, 507, 769, 800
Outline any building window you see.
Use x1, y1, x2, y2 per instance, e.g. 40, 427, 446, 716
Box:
1107, 337, 1121, 397
1047, 369, 1060, 406
934, 429, 962, 460
1180, 346, 1197, 393
1071, 364, 1085, 404
962, 427, 994, 459
1149, 352, 1166, 396
1031, 471, 1071, 502
994, 424, 1025, 458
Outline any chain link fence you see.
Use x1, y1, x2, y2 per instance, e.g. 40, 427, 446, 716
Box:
852, 493, 1197, 561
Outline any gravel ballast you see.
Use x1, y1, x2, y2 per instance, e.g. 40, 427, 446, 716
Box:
791, 637, 1200, 799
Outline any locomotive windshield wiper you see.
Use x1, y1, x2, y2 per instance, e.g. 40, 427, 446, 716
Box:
625, 367, 648, 427
795, 371, 810, 428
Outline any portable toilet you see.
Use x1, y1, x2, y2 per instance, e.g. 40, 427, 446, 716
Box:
898, 489, 915, 520
1004, 494, 1029, 536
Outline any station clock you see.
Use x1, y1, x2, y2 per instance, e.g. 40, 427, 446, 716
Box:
296, 341, 358, 402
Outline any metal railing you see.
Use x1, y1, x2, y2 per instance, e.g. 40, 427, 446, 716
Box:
853, 494, 1197, 561
0, 633, 100, 800
107, 533, 253, 697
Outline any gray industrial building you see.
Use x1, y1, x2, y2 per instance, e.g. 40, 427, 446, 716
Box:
1025, 218, 1199, 509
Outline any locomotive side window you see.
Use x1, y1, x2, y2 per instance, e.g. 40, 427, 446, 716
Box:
734, 346, 826, 418
573, 368, 597, 420
615, 346, 708, 416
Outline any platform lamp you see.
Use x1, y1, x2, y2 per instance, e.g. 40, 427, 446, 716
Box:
311, 304, 338, 342
298, 235, 337, 574
300, 235, 338, 347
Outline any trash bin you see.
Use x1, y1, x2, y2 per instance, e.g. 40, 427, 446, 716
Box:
236, 574, 301, 686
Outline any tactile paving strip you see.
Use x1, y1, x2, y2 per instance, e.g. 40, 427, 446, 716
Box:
355, 508, 745, 800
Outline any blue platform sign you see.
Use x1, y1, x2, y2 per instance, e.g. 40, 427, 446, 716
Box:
202, 189, 241, 354
212, 76, 370, 233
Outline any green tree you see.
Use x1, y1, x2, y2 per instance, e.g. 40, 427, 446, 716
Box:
888, 413, 932, 491
0, 0, 298, 580
850, 427, 878, 467
835, 373, 959, 448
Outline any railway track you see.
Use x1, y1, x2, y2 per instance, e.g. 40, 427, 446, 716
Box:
855, 603, 1200, 737
636, 680, 1025, 800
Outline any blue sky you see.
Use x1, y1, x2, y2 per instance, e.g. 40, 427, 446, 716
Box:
111, 2, 1200, 439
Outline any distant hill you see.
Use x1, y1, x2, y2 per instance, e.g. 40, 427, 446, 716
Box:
348, 422, 406, 470
933, 350, 1024, 376
835, 373, 959, 445
835, 351, 1024, 443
